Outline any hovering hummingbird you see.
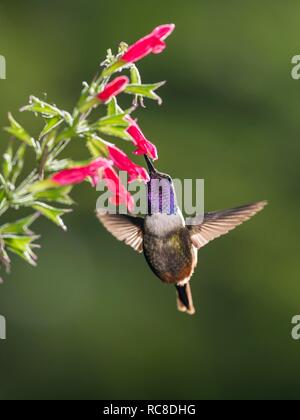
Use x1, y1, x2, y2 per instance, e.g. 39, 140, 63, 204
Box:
97, 156, 267, 315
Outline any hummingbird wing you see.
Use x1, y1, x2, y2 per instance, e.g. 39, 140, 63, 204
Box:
188, 201, 267, 249
96, 210, 144, 253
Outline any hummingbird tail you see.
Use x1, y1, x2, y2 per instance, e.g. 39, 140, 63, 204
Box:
176, 283, 195, 315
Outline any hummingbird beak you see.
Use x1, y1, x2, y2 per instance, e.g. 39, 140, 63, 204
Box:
144, 155, 157, 175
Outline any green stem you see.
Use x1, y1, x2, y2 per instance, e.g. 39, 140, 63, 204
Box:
38, 145, 49, 180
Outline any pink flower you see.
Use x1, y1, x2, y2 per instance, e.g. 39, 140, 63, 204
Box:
121, 24, 175, 64
107, 144, 150, 183
97, 76, 129, 103
51, 157, 134, 212
152, 24, 176, 40
125, 118, 158, 160
51, 157, 112, 187
102, 166, 135, 212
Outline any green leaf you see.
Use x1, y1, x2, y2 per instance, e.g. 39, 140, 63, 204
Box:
39, 116, 64, 139
0, 188, 5, 202
98, 113, 129, 127
34, 186, 74, 205
107, 97, 118, 116
0, 196, 9, 217
45, 158, 73, 172
11, 144, 26, 184
20, 96, 61, 117
4, 234, 39, 266
49, 138, 71, 160
28, 179, 57, 193
54, 127, 74, 145
0, 239, 11, 273
86, 135, 108, 158
14, 170, 39, 196
76, 80, 97, 111
2, 143, 13, 179
125, 82, 166, 104
61, 111, 73, 126
4, 113, 35, 147
32, 202, 71, 231
130, 66, 142, 84
107, 97, 124, 117
20, 96, 73, 125
98, 125, 132, 140
0, 213, 39, 235
86, 140, 101, 158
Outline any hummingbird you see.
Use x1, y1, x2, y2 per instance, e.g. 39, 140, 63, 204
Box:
97, 156, 267, 315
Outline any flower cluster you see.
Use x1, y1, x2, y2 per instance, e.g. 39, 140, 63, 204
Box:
0, 24, 175, 278
51, 24, 174, 210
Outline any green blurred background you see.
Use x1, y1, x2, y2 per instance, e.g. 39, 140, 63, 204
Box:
0, 0, 299, 400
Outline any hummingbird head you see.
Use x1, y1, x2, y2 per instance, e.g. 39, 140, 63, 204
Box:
144, 155, 177, 215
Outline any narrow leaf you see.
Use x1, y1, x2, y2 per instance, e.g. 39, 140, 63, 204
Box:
0, 239, 11, 273
2, 143, 13, 179
20, 96, 72, 125
45, 158, 73, 172
125, 82, 166, 104
11, 144, 26, 184
0, 213, 39, 235
98, 126, 132, 140
86, 136, 108, 158
39, 116, 64, 139
4, 234, 39, 266
34, 186, 74, 205
4, 113, 35, 147
98, 113, 129, 127
28, 179, 57, 193
32, 202, 71, 231
130, 66, 142, 84
107, 97, 118, 116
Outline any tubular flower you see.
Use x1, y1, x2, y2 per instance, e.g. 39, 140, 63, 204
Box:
101, 24, 175, 77
102, 166, 135, 212
107, 144, 150, 183
51, 158, 112, 187
125, 118, 158, 160
121, 24, 175, 64
80, 76, 129, 112
97, 76, 129, 103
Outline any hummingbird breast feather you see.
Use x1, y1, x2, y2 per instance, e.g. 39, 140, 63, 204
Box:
143, 215, 196, 284
144, 212, 185, 236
